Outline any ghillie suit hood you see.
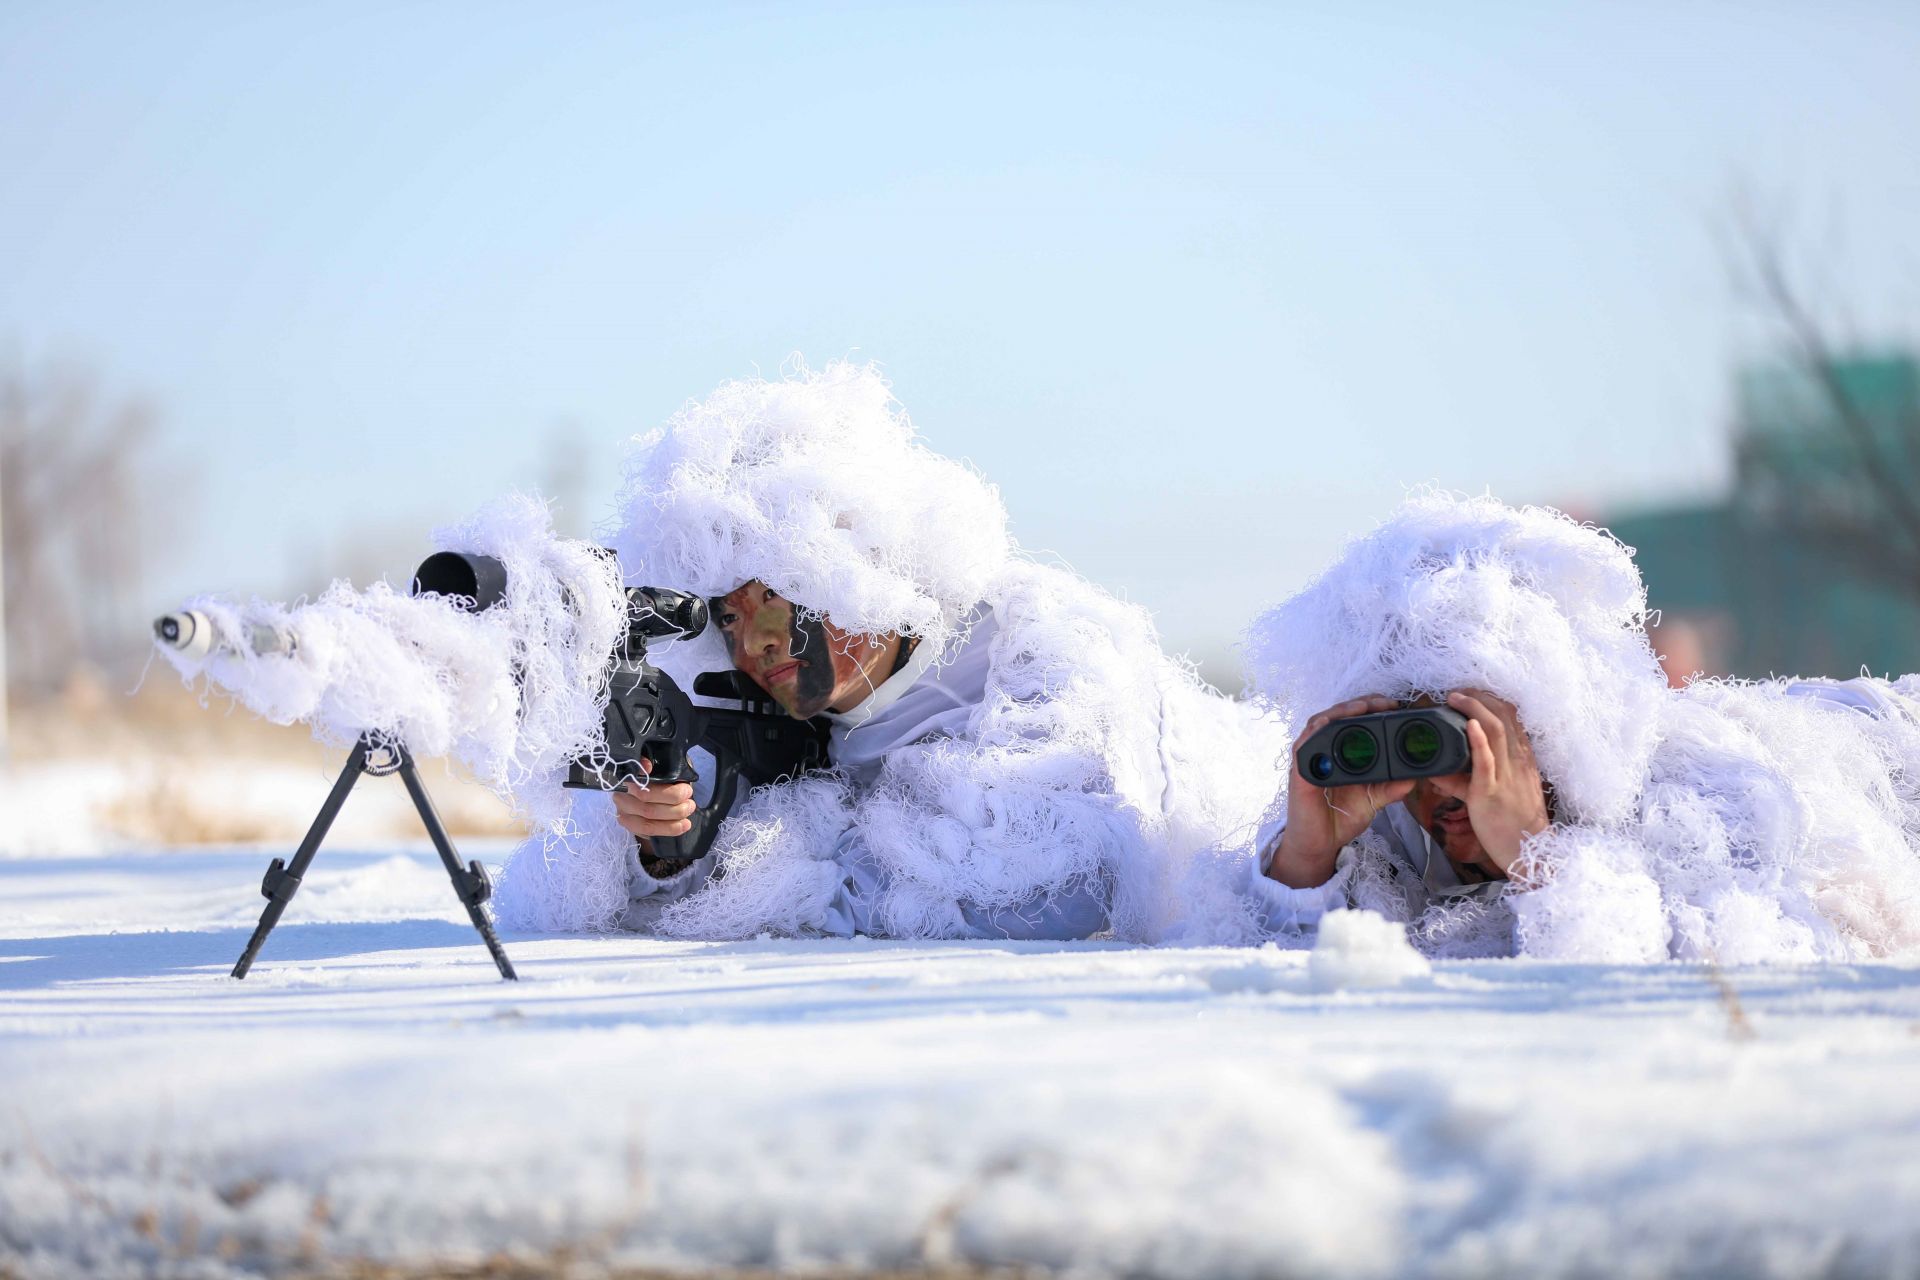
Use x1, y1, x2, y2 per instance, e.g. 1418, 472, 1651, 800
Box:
1234, 492, 1920, 962
614, 359, 1011, 655
1245, 491, 1668, 826
494, 362, 1285, 939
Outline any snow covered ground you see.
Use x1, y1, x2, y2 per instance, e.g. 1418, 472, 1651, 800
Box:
4, 841, 1920, 1279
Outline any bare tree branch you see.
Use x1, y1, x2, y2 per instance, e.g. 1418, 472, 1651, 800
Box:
0, 357, 159, 696
1723, 196, 1920, 597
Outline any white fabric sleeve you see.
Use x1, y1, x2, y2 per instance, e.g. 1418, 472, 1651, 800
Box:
618, 845, 718, 931
626, 845, 714, 899
1237, 818, 1357, 934
617, 754, 739, 925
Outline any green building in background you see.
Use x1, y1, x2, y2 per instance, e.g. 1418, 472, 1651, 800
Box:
1606, 353, 1920, 680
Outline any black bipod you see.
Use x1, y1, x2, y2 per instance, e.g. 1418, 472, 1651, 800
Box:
231, 734, 518, 980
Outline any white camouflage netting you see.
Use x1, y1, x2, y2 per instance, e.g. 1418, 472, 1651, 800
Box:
154, 494, 625, 829
617, 358, 1012, 652
1240, 492, 1920, 961
493, 362, 1288, 938
1513, 674, 1920, 962
1247, 490, 1668, 824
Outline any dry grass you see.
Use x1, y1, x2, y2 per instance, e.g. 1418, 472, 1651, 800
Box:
100, 764, 294, 844
13, 666, 316, 764
1704, 964, 1758, 1041
11, 669, 530, 844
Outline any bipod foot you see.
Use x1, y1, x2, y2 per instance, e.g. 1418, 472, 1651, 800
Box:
389, 745, 518, 981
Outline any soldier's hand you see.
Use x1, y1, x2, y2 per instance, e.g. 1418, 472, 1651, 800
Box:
1267, 695, 1415, 888
610, 758, 697, 843
1428, 689, 1550, 875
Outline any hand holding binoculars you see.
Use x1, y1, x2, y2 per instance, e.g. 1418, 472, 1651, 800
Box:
1295, 705, 1473, 788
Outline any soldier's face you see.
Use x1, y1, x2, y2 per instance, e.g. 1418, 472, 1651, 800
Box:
1404, 779, 1489, 868
1400, 693, 1492, 873
712, 581, 873, 718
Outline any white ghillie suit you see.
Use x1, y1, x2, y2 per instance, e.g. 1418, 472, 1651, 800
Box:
492, 362, 1286, 940
1198, 492, 1920, 963
153, 494, 627, 832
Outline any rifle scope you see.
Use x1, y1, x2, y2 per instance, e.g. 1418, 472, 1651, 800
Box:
411, 552, 711, 646
412, 551, 510, 611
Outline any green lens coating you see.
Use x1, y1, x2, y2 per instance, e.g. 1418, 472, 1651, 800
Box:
1332, 726, 1379, 774
1398, 719, 1442, 767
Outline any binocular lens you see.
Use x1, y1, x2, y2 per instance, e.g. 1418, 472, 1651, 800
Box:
1397, 719, 1442, 767
1332, 726, 1379, 774
1307, 753, 1335, 782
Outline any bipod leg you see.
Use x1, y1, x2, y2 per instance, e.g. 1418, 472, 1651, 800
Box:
232, 739, 372, 979
393, 748, 518, 981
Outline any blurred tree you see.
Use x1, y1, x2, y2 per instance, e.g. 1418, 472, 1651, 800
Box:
0, 357, 157, 700
1724, 199, 1920, 600
1575, 194, 1919, 679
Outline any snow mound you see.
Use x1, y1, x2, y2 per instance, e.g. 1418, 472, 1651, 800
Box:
1201, 946, 1307, 995
1310, 909, 1432, 991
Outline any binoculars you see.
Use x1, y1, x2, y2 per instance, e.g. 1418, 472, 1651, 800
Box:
1296, 706, 1472, 787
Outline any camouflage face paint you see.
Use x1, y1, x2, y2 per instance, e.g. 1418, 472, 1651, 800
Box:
714, 581, 875, 719
786, 608, 840, 715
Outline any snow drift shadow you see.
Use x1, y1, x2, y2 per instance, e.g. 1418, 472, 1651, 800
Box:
0, 920, 490, 989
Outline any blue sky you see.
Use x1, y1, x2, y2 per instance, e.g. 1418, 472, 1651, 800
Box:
3, 1, 1917, 663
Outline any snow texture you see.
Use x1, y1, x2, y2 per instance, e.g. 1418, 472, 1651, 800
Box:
1242, 492, 1920, 962
153, 494, 625, 829
5, 842, 1920, 1279
496, 362, 1288, 939
1308, 908, 1433, 991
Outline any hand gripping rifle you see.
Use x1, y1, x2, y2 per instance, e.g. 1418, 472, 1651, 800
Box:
154, 551, 828, 982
